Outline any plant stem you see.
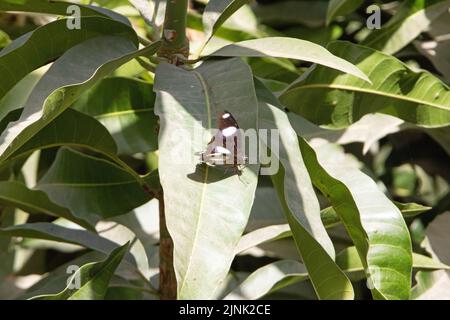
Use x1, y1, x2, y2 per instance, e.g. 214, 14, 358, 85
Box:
158, 192, 177, 299
158, 0, 190, 64
155, 0, 189, 301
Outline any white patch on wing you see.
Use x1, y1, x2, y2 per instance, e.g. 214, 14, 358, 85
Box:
222, 126, 237, 137
222, 113, 231, 119
214, 146, 232, 154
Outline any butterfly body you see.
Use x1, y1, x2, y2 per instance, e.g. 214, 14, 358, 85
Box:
197, 111, 247, 173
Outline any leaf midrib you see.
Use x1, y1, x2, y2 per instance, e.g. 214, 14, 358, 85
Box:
94, 108, 154, 119
177, 69, 212, 296
287, 83, 449, 111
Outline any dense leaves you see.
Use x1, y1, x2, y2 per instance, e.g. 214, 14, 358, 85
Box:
0, 0, 448, 301
281, 41, 450, 128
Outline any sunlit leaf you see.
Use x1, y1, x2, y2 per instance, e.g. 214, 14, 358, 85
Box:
31, 243, 130, 300
281, 41, 450, 128
154, 58, 259, 299
257, 81, 354, 300
299, 139, 413, 299
208, 37, 370, 82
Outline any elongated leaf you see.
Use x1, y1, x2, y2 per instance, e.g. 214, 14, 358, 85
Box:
235, 224, 291, 255
257, 81, 354, 300
0, 181, 93, 230
0, 67, 46, 123
130, 0, 166, 32
239, 200, 430, 255
36, 148, 151, 225
0, 36, 161, 164
0, 17, 137, 101
0, 29, 9, 49
0, 222, 152, 281
208, 37, 370, 82
362, 0, 450, 54
394, 201, 431, 218
154, 58, 259, 299
299, 139, 413, 299
3, 108, 117, 165
225, 260, 307, 300
326, 0, 364, 25
2, 108, 141, 184
32, 243, 129, 300
18, 251, 105, 299
412, 212, 450, 299
202, 0, 251, 42
129, 0, 156, 27
337, 246, 448, 273
227, 247, 446, 300
412, 269, 450, 299
280, 41, 450, 128
414, 11, 450, 82
73, 77, 158, 155
288, 112, 403, 154
0, 223, 119, 255
0, 0, 130, 24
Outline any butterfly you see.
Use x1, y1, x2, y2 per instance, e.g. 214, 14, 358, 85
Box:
197, 110, 247, 174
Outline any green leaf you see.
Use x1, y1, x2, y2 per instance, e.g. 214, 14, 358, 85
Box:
19, 251, 108, 299
337, 246, 448, 273
235, 224, 291, 255
3, 108, 117, 165
36, 148, 151, 225
0, 221, 155, 287
0, 17, 137, 101
299, 139, 413, 300
225, 260, 307, 300
326, 0, 364, 25
31, 243, 130, 300
208, 37, 370, 82
257, 81, 354, 300
238, 200, 431, 255
227, 247, 447, 300
393, 201, 431, 218
412, 212, 450, 299
0, 0, 130, 24
202, 0, 251, 42
0, 223, 119, 255
414, 11, 450, 83
0, 29, 10, 49
280, 41, 450, 128
154, 58, 260, 299
323, 201, 431, 226
412, 269, 450, 299
0, 36, 161, 164
129, 0, 157, 27
130, 0, 166, 33
0, 181, 93, 230
362, 0, 450, 54
73, 77, 158, 155
0, 67, 46, 124
288, 112, 403, 154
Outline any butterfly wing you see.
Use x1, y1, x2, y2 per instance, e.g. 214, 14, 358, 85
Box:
198, 110, 246, 168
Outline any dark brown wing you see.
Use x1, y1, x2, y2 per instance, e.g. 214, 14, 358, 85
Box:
217, 110, 239, 131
